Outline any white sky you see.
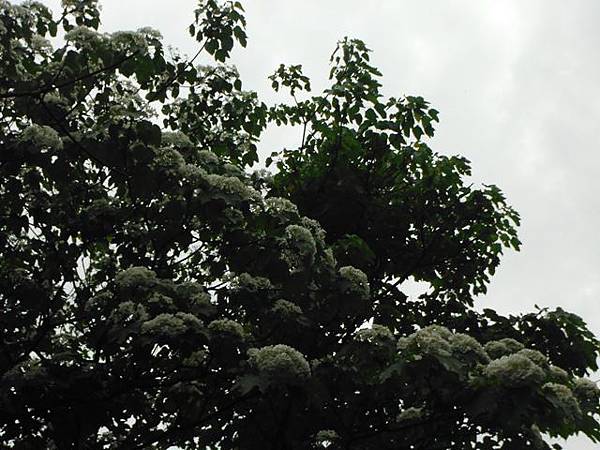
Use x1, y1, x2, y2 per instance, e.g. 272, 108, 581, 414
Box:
41, 1, 600, 448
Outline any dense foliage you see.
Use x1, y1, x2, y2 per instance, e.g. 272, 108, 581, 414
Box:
1, 1, 599, 448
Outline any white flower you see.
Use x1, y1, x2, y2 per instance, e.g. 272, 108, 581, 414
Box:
543, 382, 582, 421
573, 378, 600, 409
248, 344, 310, 381
484, 338, 524, 359
197, 149, 220, 166
339, 266, 370, 300
108, 301, 148, 324
315, 429, 339, 444
265, 197, 299, 218
110, 30, 149, 53
65, 26, 105, 48
398, 325, 452, 358
284, 224, 316, 271
483, 353, 545, 386
208, 319, 245, 340
356, 324, 394, 344
450, 333, 489, 364
141, 312, 203, 337
300, 216, 326, 243
183, 350, 207, 367
162, 131, 193, 148
397, 406, 423, 422
115, 267, 157, 293
235, 273, 273, 292
515, 348, 548, 369
206, 174, 258, 201
548, 365, 569, 384
270, 299, 303, 318
20, 124, 63, 150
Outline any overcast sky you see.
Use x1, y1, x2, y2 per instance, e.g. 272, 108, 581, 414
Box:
42, 1, 600, 447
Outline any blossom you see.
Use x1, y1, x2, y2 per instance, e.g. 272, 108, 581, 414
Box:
542, 382, 582, 421
548, 365, 570, 384
450, 333, 489, 364
515, 348, 548, 369
284, 224, 316, 271
573, 378, 600, 409
483, 353, 545, 386
355, 324, 394, 344
397, 406, 423, 422
65, 26, 104, 47
270, 299, 303, 318
265, 197, 299, 218
141, 312, 204, 337
248, 344, 310, 381
154, 148, 186, 177
339, 266, 370, 300
110, 30, 149, 53
206, 174, 258, 201
162, 131, 193, 148
314, 429, 339, 444
208, 319, 245, 340
20, 124, 63, 150
183, 350, 208, 367
108, 301, 149, 324
197, 149, 220, 166
300, 216, 326, 243
398, 325, 453, 358
235, 273, 273, 293
484, 338, 524, 360
115, 267, 157, 294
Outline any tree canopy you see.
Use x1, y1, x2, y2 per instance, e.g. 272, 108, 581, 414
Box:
1, 1, 599, 449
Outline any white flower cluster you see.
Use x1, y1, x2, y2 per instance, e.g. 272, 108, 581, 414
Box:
20, 124, 63, 150
235, 273, 273, 293
300, 216, 327, 244
141, 312, 203, 337
222, 163, 243, 177
355, 324, 394, 344
450, 333, 490, 363
573, 378, 600, 409
206, 173, 259, 201
483, 353, 545, 386
398, 325, 451, 356
548, 365, 569, 384
248, 344, 310, 381
161, 131, 193, 149
484, 338, 524, 360
339, 266, 370, 300
515, 348, 549, 369
314, 429, 339, 444
284, 224, 317, 272
114, 267, 157, 293
110, 30, 149, 53
397, 325, 489, 366
208, 319, 246, 340
542, 382, 582, 421
323, 248, 337, 268
264, 197, 299, 218
108, 301, 149, 324
270, 299, 303, 318
153, 148, 186, 176
197, 149, 220, 166
31, 35, 52, 53
65, 26, 105, 47
183, 350, 207, 367
396, 406, 424, 422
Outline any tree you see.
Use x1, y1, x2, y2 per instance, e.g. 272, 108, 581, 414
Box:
1, 1, 599, 448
